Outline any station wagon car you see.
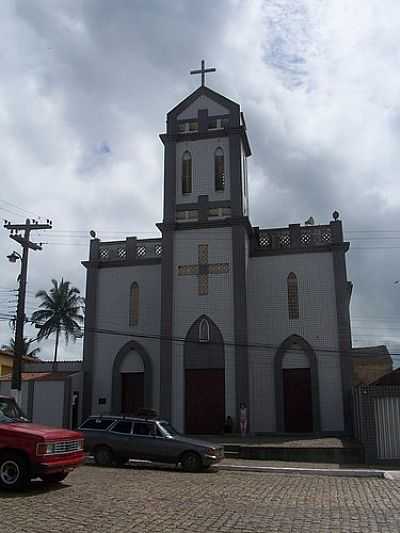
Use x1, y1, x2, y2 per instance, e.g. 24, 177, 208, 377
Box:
79, 415, 224, 472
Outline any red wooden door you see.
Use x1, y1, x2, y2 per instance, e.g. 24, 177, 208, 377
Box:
283, 368, 313, 432
121, 372, 144, 415
185, 369, 225, 434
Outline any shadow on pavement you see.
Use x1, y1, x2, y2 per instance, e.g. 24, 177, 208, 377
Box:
0, 480, 69, 498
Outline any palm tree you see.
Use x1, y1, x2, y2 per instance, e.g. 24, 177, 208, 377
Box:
31, 279, 84, 368
1, 337, 40, 358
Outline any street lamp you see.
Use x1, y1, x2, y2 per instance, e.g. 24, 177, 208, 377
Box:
7, 251, 21, 264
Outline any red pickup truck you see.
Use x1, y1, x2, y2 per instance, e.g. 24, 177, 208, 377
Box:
0, 395, 86, 490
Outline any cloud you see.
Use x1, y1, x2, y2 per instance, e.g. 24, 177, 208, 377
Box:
0, 0, 399, 364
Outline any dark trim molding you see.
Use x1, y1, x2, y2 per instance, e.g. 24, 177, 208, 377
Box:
111, 340, 153, 413
27, 381, 34, 420
159, 228, 174, 420
171, 216, 254, 236
82, 258, 161, 269
176, 113, 230, 123
82, 239, 99, 421
63, 377, 72, 428
331, 220, 353, 435
160, 126, 250, 156
232, 225, 250, 430
229, 129, 243, 217
252, 243, 349, 257
176, 200, 232, 211
274, 335, 321, 433
175, 129, 229, 143
184, 315, 225, 370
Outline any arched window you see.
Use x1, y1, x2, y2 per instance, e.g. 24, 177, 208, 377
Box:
215, 147, 224, 191
199, 318, 210, 343
182, 151, 192, 194
287, 273, 299, 320
130, 282, 139, 326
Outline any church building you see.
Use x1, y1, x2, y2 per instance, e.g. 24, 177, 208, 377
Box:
82, 63, 353, 435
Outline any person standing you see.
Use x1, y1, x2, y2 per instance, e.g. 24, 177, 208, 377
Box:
240, 402, 248, 437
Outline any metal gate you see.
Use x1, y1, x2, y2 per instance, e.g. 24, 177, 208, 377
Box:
374, 397, 400, 460
353, 385, 400, 463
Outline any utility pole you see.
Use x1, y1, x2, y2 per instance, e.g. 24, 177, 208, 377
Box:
3, 218, 52, 395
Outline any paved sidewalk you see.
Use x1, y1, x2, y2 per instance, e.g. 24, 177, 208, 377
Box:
2, 465, 400, 532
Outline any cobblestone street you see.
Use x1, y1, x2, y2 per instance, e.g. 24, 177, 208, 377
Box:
1, 465, 400, 532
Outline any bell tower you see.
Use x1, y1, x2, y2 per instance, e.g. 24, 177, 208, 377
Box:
158, 62, 251, 428
160, 60, 251, 226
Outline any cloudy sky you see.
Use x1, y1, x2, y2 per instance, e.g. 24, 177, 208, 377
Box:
1, 0, 399, 365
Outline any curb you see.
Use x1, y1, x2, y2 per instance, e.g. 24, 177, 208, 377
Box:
218, 463, 388, 478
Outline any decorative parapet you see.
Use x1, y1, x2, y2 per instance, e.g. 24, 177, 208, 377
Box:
92, 237, 162, 264
136, 240, 162, 259
98, 241, 127, 261
254, 219, 347, 254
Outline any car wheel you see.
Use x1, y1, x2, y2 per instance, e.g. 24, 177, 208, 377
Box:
181, 452, 202, 473
94, 446, 114, 467
40, 472, 68, 484
0, 453, 29, 491
115, 457, 129, 467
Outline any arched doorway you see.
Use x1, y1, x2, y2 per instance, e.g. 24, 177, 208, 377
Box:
275, 335, 320, 433
184, 315, 225, 434
112, 341, 153, 415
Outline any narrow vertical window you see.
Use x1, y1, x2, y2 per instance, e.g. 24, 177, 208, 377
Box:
199, 318, 210, 343
287, 273, 299, 320
215, 147, 224, 191
130, 282, 139, 326
182, 151, 192, 194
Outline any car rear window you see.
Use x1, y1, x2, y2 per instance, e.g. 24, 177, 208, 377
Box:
80, 418, 114, 430
111, 420, 132, 434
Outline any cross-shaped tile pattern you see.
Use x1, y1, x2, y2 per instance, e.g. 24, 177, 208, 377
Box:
177, 244, 229, 295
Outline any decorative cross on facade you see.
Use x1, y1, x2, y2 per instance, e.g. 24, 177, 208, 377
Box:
178, 244, 229, 296
190, 59, 216, 87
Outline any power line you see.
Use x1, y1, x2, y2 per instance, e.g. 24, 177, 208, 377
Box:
78, 324, 400, 358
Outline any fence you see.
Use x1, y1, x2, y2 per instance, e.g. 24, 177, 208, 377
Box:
353, 385, 400, 464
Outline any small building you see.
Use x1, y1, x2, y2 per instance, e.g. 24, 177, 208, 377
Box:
352, 346, 392, 386
0, 360, 83, 429
370, 367, 400, 386
0, 349, 39, 377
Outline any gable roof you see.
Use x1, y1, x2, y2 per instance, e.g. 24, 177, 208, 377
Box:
371, 367, 400, 385
167, 85, 240, 120
352, 345, 391, 359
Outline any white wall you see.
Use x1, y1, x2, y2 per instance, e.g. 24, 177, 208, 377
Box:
172, 227, 235, 431
176, 137, 230, 204
247, 252, 344, 432
120, 351, 144, 373
32, 381, 64, 427
91, 264, 161, 414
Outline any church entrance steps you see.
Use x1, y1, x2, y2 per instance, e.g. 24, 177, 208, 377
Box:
217, 461, 387, 478
194, 435, 364, 465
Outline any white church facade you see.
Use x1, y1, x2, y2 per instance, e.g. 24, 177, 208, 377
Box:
82, 72, 353, 435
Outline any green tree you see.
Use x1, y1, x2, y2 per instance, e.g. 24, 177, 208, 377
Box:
1, 337, 40, 358
31, 279, 84, 368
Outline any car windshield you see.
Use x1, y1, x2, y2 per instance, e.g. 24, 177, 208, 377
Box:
159, 422, 180, 437
0, 398, 28, 423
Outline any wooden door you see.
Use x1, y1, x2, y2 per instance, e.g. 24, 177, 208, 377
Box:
121, 372, 144, 415
185, 369, 225, 434
283, 368, 313, 432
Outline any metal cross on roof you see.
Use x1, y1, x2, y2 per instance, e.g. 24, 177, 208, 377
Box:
190, 59, 216, 87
